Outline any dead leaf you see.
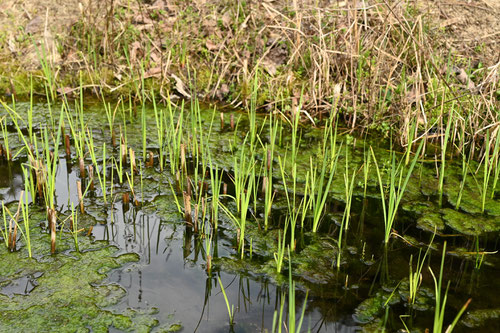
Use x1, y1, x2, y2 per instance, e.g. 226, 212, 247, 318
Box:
439, 17, 461, 29
202, 19, 217, 34
171, 74, 191, 98
216, 83, 230, 99
42, 30, 61, 64
56, 86, 75, 97
133, 14, 154, 25
454, 67, 475, 90
205, 40, 218, 51
7, 37, 16, 53
25, 16, 43, 34
144, 66, 162, 78
130, 41, 142, 64
261, 58, 278, 76
221, 12, 232, 28
150, 51, 161, 63
151, 0, 166, 10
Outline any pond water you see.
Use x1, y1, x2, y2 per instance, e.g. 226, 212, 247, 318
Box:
0, 99, 499, 332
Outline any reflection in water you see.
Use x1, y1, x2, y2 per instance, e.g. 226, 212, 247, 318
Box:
0, 161, 24, 203
88, 196, 358, 332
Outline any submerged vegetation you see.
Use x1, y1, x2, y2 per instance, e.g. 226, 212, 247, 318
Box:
0, 0, 499, 332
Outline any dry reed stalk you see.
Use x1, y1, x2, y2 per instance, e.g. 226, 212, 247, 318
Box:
267, 149, 271, 170
123, 192, 130, 206
193, 203, 199, 233
111, 128, 116, 147
206, 255, 211, 273
186, 177, 192, 197
47, 207, 57, 254
79, 157, 86, 178
220, 112, 224, 129
30, 157, 46, 199
230, 114, 234, 130
146, 151, 154, 167
180, 143, 186, 172
88, 165, 95, 191
121, 142, 127, 165
77, 180, 85, 214
183, 191, 192, 225
129, 148, 137, 173
8, 194, 23, 251
64, 134, 71, 159
201, 196, 206, 219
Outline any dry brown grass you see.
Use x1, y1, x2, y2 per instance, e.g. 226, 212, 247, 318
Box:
0, 0, 498, 149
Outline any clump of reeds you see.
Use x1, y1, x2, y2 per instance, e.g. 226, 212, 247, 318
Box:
371, 140, 423, 244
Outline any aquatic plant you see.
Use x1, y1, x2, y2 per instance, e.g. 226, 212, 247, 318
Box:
232, 135, 254, 212
2, 190, 31, 257
262, 111, 279, 231
455, 148, 472, 210
166, 98, 185, 176
86, 131, 108, 203
207, 159, 222, 229
408, 231, 435, 305
69, 203, 80, 252
277, 156, 306, 251
336, 148, 357, 269
438, 105, 454, 207
273, 247, 308, 333
429, 242, 471, 333
287, 247, 308, 333
404, 117, 417, 166
478, 129, 500, 212
273, 226, 288, 274
33, 40, 56, 101
20, 172, 32, 257
371, 140, 423, 244
486, 128, 500, 201
102, 92, 117, 147
0, 117, 10, 161
152, 91, 166, 171
362, 145, 371, 197
308, 142, 340, 233
220, 175, 254, 259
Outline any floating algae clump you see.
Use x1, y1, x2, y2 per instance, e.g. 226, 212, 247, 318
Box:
0, 209, 162, 332
441, 209, 500, 236
462, 308, 500, 328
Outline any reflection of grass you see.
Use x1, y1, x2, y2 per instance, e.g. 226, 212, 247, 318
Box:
218, 276, 235, 327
